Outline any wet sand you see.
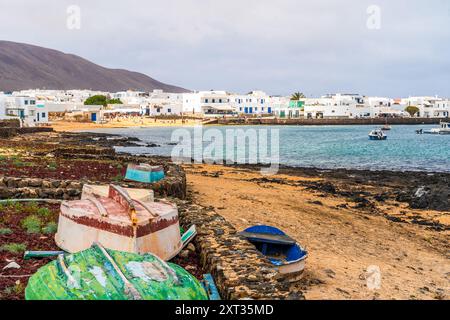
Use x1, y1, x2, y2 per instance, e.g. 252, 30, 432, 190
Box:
184, 164, 449, 300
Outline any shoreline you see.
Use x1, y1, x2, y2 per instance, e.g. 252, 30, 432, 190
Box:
48, 117, 447, 132
0, 130, 448, 300
184, 163, 449, 299
50, 119, 204, 132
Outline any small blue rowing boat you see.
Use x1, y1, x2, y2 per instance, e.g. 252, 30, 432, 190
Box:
125, 163, 165, 183
240, 225, 308, 275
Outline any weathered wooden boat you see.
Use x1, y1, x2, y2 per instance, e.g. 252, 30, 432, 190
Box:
25, 243, 208, 300
239, 225, 308, 275
55, 185, 182, 260
81, 184, 154, 202
369, 129, 387, 140
125, 163, 165, 183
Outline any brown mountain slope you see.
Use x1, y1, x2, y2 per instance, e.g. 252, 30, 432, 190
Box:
0, 40, 188, 93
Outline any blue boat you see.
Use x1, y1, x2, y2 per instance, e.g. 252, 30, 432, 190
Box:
369, 129, 387, 140
240, 225, 308, 275
125, 163, 165, 183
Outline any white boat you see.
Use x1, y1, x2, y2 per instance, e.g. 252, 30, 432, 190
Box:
369, 129, 387, 140
421, 122, 450, 135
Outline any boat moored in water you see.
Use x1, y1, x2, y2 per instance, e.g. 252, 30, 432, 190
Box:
369, 129, 387, 140
239, 225, 308, 275
417, 122, 450, 135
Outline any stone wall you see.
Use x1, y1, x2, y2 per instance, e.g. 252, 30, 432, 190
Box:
177, 200, 300, 300
0, 119, 21, 128
0, 168, 186, 200
218, 117, 447, 126
0, 127, 54, 138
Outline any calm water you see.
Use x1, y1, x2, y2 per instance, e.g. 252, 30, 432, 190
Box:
82, 125, 450, 173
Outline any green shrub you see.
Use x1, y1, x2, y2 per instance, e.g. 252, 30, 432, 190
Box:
0, 228, 12, 235
22, 202, 39, 215
42, 221, 58, 234
0, 243, 26, 254
37, 207, 52, 218
3, 282, 25, 295
112, 174, 123, 182
13, 202, 23, 211
21, 215, 42, 234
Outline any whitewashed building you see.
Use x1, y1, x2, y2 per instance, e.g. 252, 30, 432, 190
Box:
231, 91, 274, 115
0, 93, 7, 119
0, 95, 49, 126
402, 96, 450, 118
182, 91, 234, 116
142, 90, 184, 116
303, 94, 367, 119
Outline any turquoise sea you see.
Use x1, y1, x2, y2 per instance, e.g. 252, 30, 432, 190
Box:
83, 125, 450, 173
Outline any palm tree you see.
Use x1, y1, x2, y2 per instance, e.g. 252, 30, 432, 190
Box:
291, 92, 306, 100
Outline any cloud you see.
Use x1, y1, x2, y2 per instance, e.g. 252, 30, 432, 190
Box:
0, 0, 449, 96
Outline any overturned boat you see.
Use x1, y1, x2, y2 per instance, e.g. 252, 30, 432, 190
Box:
125, 163, 165, 183
239, 225, 308, 275
25, 243, 209, 300
55, 184, 182, 260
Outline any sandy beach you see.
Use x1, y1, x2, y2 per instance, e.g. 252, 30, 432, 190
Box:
50, 118, 204, 132
184, 163, 449, 300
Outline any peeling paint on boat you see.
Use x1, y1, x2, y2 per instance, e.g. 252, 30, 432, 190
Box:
89, 266, 108, 287
126, 261, 168, 282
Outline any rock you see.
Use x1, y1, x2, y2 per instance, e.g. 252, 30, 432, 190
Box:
42, 180, 53, 188
18, 180, 28, 188
410, 186, 449, 211
0, 187, 13, 198
28, 178, 42, 188
3, 261, 21, 270
7, 178, 18, 188
68, 182, 82, 189
67, 189, 80, 197
324, 269, 336, 278
51, 180, 61, 188
179, 250, 190, 258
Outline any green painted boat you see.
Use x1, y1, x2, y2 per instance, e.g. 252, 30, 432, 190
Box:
25, 243, 208, 300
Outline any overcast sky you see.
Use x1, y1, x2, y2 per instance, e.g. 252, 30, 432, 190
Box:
0, 0, 449, 97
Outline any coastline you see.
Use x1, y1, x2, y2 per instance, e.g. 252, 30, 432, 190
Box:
0, 129, 448, 300
48, 116, 450, 132
184, 163, 449, 300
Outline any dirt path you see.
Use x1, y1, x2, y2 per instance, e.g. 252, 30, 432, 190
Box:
184, 164, 449, 300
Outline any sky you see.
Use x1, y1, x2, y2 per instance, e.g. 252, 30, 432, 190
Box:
0, 0, 449, 97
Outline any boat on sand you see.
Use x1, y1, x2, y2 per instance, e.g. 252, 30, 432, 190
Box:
239, 225, 308, 275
